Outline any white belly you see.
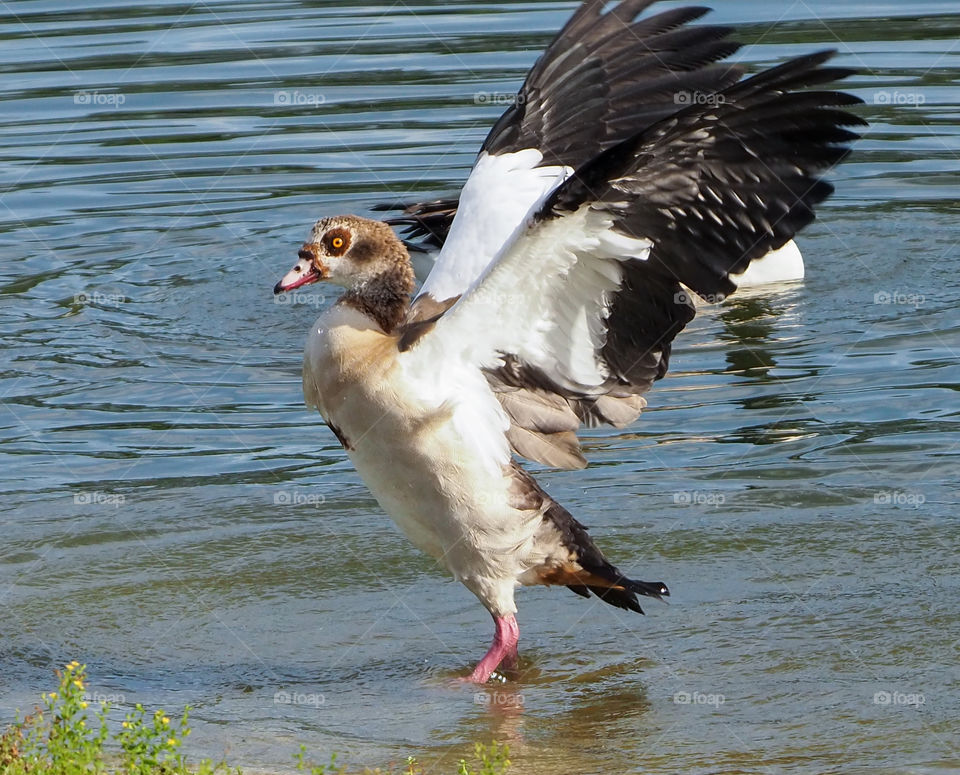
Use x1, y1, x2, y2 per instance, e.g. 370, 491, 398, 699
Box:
302, 305, 542, 590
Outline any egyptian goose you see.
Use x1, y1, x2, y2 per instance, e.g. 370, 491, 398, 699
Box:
275, 0, 864, 683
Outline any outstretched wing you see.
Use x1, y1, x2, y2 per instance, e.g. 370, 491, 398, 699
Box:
403, 0, 745, 331
399, 51, 866, 469
372, 198, 459, 251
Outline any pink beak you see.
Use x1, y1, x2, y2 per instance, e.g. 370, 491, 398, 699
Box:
274, 244, 325, 294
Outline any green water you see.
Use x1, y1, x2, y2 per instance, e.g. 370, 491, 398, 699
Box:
1, 1, 958, 772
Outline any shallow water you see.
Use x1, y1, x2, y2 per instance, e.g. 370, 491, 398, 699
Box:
1, 1, 959, 773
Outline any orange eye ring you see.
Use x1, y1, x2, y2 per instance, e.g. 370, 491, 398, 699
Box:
331, 236, 344, 249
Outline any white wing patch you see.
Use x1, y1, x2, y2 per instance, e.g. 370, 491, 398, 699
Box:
417, 150, 572, 303
406, 206, 653, 395
396, 346, 513, 478
733, 239, 804, 287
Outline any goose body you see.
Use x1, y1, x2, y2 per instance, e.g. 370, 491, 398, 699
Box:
293, 220, 667, 681
276, 0, 865, 682
304, 302, 522, 586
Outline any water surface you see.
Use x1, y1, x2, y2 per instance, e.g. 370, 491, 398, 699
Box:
1, 1, 959, 773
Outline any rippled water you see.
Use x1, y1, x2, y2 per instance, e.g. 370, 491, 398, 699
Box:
2, 1, 959, 773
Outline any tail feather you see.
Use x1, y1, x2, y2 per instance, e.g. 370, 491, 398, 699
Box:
543, 497, 669, 613
588, 585, 645, 614
581, 568, 670, 614
567, 584, 591, 599
510, 463, 668, 615
568, 579, 669, 614
602, 571, 669, 601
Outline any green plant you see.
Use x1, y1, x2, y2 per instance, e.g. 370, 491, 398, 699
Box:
0, 662, 229, 775
457, 743, 510, 775
294, 743, 342, 774
2, 665, 510, 775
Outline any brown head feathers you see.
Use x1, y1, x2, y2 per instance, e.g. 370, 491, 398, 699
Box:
303, 215, 415, 334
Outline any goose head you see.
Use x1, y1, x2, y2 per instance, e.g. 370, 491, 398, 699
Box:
273, 215, 407, 294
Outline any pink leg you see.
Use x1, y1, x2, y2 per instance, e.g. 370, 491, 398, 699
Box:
501, 641, 520, 671
468, 613, 519, 683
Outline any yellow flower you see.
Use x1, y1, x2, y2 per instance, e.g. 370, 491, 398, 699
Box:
161, 716, 170, 725
121, 721, 129, 729
80, 701, 89, 709
48, 692, 57, 699
167, 738, 178, 747
67, 660, 80, 669
73, 679, 84, 690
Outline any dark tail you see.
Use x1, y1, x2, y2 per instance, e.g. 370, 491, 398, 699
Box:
540, 484, 669, 614
567, 568, 669, 615
509, 462, 668, 615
